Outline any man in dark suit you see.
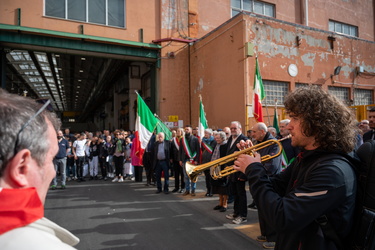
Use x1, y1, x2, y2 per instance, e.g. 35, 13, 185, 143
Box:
250, 122, 282, 249
363, 107, 375, 141
179, 125, 201, 196
225, 121, 249, 225
153, 132, 171, 194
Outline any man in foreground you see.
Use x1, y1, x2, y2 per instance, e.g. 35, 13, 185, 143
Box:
0, 90, 79, 249
234, 86, 357, 249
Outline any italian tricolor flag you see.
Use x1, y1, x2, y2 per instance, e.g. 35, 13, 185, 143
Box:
252, 58, 265, 122
198, 98, 208, 140
134, 94, 157, 165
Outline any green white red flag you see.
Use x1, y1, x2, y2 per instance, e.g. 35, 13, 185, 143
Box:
134, 93, 158, 165
198, 98, 208, 140
252, 58, 265, 122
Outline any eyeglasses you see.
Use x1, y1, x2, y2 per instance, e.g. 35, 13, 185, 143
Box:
13, 100, 51, 156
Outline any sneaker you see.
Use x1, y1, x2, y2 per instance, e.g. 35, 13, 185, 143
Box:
112, 177, 119, 182
191, 191, 196, 196
256, 235, 267, 242
131, 177, 135, 181
226, 213, 238, 220
61, 185, 66, 190
232, 217, 247, 225
263, 242, 276, 249
182, 191, 190, 196
50, 185, 56, 190
118, 177, 124, 182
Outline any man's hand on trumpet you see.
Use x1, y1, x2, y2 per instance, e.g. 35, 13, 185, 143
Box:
233, 152, 261, 174
236, 139, 253, 150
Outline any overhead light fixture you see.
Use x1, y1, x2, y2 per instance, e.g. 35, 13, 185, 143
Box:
81, 57, 86, 60
79, 69, 83, 73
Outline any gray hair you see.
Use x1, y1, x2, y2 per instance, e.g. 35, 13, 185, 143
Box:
257, 122, 268, 132
216, 131, 227, 141
205, 128, 213, 135
0, 89, 61, 176
231, 121, 242, 129
280, 119, 290, 125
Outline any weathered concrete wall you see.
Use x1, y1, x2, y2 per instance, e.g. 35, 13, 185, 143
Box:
187, 13, 375, 131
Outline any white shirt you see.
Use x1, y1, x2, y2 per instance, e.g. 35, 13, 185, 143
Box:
73, 139, 86, 157
0, 217, 79, 249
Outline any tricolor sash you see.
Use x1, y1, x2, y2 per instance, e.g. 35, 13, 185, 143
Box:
281, 149, 296, 169
202, 141, 213, 154
182, 136, 197, 162
173, 137, 180, 151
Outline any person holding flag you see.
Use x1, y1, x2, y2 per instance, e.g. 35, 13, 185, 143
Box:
197, 97, 215, 196
179, 125, 200, 196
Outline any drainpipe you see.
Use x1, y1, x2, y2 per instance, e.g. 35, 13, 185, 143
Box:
305, 0, 309, 26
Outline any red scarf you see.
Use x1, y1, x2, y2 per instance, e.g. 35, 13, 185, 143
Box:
0, 188, 44, 234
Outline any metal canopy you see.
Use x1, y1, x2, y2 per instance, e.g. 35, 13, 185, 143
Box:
0, 24, 160, 121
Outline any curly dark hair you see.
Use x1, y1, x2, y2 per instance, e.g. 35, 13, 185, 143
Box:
284, 86, 357, 153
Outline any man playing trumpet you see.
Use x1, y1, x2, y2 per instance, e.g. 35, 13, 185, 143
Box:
234, 86, 357, 250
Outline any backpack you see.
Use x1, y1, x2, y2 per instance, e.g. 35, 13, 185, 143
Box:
317, 140, 375, 250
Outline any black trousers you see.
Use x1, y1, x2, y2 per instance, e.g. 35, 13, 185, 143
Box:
99, 157, 106, 177
231, 180, 247, 218
204, 169, 212, 194
75, 156, 85, 179
172, 160, 185, 189
143, 151, 154, 184
113, 155, 124, 177
134, 165, 143, 182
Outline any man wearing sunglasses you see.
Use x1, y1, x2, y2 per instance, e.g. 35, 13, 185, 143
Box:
0, 90, 79, 249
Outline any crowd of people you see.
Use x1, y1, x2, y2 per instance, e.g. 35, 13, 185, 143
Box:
2, 86, 375, 249
51, 99, 375, 250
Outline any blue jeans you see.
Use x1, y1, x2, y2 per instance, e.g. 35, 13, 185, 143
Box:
155, 160, 169, 192
182, 160, 196, 192
53, 157, 67, 186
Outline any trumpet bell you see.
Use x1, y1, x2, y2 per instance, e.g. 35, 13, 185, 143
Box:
185, 162, 200, 183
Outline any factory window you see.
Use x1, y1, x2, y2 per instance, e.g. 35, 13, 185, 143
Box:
329, 20, 358, 37
262, 80, 289, 106
354, 89, 373, 106
328, 86, 350, 104
232, 0, 275, 17
45, 0, 125, 28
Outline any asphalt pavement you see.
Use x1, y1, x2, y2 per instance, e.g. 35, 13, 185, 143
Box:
45, 174, 264, 250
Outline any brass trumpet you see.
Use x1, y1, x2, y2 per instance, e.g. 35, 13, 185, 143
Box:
185, 136, 290, 183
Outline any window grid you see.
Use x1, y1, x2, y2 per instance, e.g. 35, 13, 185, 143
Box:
354, 89, 373, 106
295, 83, 309, 89
45, 0, 125, 28
231, 0, 275, 18
328, 86, 349, 104
329, 20, 358, 37
263, 80, 289, 106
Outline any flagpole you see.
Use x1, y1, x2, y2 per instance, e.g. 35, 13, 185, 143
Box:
265, 101, 271, 125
